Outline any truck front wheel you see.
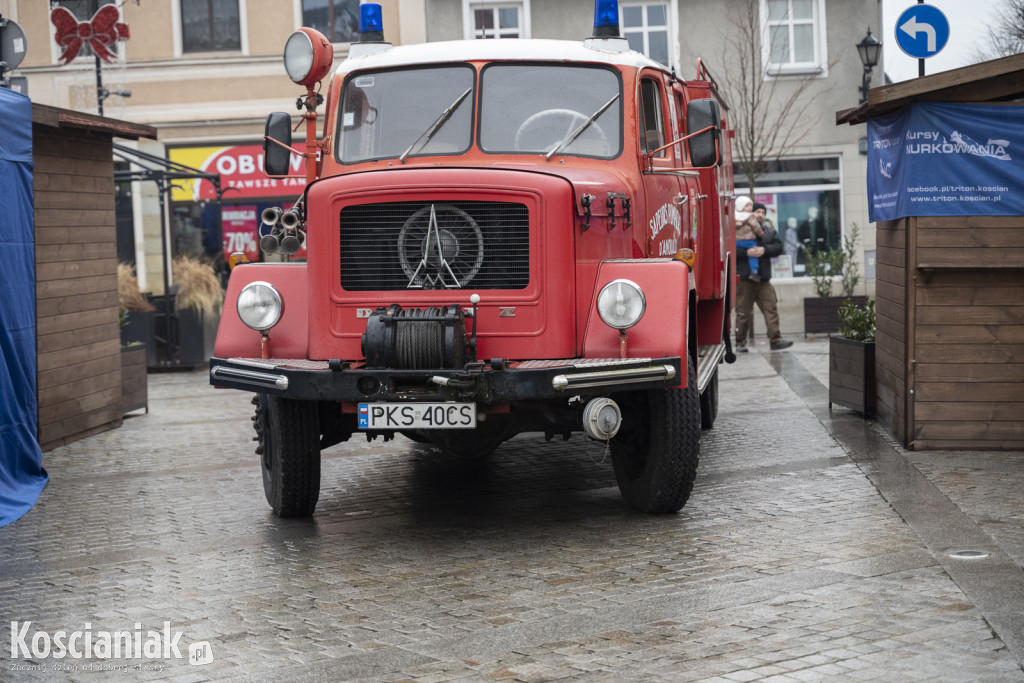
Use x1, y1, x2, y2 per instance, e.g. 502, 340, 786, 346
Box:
610, 355, 700, 513
254, 394, 321, 517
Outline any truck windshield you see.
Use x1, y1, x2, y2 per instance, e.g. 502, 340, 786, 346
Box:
479, 64, 622, 158
337, 65, 475, 163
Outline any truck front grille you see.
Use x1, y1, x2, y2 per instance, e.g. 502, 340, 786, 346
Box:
339, 201, 530, 291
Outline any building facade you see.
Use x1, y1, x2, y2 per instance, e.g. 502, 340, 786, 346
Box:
4, 0, 425, 293
5, 0, 881, 333
425, 0, 883, 334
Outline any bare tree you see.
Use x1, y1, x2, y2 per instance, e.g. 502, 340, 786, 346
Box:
716, 0, 837, 193
972, 0, 1024, 61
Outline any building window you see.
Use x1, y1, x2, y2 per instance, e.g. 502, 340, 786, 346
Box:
181, 0, 241, 53
52, 0, 116, 19
303, 0, 359, 44
472, 4, 522, 39
621, 3, 669, 68
734, 157, 841, 277
761, 0, 826, 75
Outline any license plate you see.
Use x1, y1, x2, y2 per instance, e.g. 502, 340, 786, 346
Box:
358, 402, 477, 430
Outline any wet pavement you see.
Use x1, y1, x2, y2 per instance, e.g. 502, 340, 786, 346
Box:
2, 339, 1023, 681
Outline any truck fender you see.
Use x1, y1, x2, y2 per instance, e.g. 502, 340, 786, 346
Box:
581, 259, 690, 381
214, 263, 309, 360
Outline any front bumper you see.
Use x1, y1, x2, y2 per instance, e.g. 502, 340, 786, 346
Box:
209, 356, 681, 403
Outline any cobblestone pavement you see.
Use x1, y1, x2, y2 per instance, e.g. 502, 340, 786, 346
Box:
2, 339, 1023, 682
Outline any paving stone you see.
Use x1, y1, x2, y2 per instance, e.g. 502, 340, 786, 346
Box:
0, 342, 1022, 681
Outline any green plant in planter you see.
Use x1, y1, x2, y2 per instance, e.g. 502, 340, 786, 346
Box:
838, 298, 875, 342
806, 247, 844, 298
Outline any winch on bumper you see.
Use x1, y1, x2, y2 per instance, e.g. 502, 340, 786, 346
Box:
209, 355, 682, 403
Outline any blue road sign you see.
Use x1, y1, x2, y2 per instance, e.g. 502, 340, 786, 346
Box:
895, 4, 950, 59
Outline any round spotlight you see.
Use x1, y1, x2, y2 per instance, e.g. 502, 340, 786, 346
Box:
596, 279, 646, 330
283, 28, 334, 87
237, 281, 283, 331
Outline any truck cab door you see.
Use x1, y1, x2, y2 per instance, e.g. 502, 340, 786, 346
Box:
638, 72, 688, 258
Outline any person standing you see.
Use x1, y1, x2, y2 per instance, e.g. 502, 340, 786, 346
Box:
735, 198, 793, 352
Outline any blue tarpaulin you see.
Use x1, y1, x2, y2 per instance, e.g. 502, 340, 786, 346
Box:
867, 102, 1023, 222
0, 86, 48, 527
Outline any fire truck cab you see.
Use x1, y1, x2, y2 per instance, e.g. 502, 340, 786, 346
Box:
210, 1, 737, 517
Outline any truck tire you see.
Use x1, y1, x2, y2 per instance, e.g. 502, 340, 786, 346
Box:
254, 394, 321, 517
610, 355, 700, 513
700, 367, 718, 430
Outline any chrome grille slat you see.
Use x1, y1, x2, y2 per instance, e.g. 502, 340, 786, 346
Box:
339, 200, 530, 291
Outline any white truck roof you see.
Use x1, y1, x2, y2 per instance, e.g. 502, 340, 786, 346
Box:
339, 38, 668, 77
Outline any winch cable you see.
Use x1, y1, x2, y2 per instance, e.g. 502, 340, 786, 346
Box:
394, 307, 445, 369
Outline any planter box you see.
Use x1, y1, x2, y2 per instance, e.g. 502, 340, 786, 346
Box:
829, 336, 875, 417
149, 298, 222, 369
121, 310, 157, 368
121, 345, 148, 414
804, 295, 868, 336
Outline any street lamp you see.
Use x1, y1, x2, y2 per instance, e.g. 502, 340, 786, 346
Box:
856, 28, 882, 104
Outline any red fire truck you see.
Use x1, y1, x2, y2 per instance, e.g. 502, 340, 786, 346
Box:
210, 1, 737, 517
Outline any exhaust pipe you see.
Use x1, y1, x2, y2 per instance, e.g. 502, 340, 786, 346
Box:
582, 397, 621, 441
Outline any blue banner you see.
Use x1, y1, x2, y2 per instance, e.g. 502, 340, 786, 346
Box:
867, 102, 1022, 221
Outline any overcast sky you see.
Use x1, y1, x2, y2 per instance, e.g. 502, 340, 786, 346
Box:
881, 0, 999, 83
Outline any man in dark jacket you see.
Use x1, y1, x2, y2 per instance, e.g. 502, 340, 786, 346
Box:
736, 202, 793, 352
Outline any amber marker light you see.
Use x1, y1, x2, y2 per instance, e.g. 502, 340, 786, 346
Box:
674, 248, 696, 269
283, 28, 334, 87
228, 252, 249, 270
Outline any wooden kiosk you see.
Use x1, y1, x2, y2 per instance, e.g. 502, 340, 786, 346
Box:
32, 105, 156, 450
838, 54, 1024, 450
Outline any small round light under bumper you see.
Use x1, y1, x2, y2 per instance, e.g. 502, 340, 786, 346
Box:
597, 278, 646, 330
237, 281, 283, 331
283, 28, 334, 87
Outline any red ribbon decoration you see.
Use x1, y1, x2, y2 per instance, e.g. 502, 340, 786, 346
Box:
51, 5, 130, 65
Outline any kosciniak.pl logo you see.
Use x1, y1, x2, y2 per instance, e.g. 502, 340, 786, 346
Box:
10, 621, 213, 665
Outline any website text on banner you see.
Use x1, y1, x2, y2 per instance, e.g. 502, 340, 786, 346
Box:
867, 102, 1019, 222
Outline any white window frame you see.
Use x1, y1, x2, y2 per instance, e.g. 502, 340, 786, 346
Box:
760, 0, 828, 78
619, 1, 676, 71
462, 1, 531, 40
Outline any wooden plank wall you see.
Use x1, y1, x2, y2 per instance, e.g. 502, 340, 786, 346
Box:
34, 126, 123, 451
911, 215, 1024, 449
874, 219, 907, 444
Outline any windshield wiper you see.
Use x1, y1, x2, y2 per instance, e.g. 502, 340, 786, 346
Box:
545, 94, 620, 160
398, 87, 473, 163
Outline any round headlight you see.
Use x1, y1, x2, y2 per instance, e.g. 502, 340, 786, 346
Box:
283, 28, 334, 87
597, 279, 646, 330
237, 281, 283, 331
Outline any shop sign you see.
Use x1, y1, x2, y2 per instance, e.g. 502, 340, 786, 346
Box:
221, 205, 260, 262
868, 102, 1020, 221
169, 145, 306, 202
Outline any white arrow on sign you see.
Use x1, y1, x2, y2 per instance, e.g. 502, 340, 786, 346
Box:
900, 15, 937, 52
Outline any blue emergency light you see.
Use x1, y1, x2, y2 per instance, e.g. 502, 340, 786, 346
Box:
592, 0, 620, 38
359, 2, 385, 42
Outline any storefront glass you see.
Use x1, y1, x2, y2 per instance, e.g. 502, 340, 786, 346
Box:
734, 156, 842, 277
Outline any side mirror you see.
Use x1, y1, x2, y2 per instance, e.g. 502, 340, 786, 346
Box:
686, 99, 721, 168
263, 112, 293, 176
